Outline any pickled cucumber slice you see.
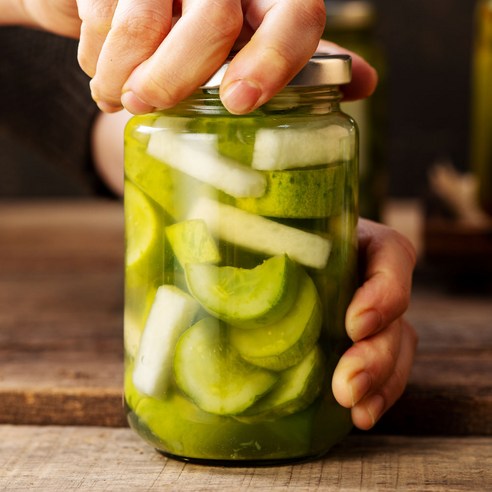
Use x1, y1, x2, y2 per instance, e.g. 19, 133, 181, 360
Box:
132, 285, 200, 398
187, 116, 257, 166
147, 129, 266, 198
124, 180, 166, 351
237, 346, 325, 421
252, 124, 353, 170
187, 196, 331, 269
125, 179, 162, 269
126, 146, 204, 220
166, 219, 220, 267
229, 269, 322, 370
126, 383, 315, 461
174, 318, 278, 415
185, 255, 299, 328
234, 166, 344, 218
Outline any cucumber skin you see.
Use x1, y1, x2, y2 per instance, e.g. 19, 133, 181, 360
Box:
229, 270, 323, 371
239, 302, 321, 371
165, 219, 221, 267
235, 346, 325, 422
234, 166, 345, 219
173, 318, 279, 416
185, 255, 300, 329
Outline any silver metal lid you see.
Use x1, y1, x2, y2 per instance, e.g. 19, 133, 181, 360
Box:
202, 53, 352, 89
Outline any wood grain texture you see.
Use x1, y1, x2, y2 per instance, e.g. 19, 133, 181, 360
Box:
377, 288, 492, 436
0, 199, 126, 426
0, 426, 490, 491
1, 200, 491, 434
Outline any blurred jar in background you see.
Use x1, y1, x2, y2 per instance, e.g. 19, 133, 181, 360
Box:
323, 0, 387, 221
471, 0, 492, 216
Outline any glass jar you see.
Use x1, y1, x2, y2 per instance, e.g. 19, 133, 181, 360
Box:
323, 0, 387, 221
471, 0, 492, 216
123, 54, 358, 465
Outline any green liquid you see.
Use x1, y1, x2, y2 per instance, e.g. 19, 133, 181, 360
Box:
124, 111, 357, 463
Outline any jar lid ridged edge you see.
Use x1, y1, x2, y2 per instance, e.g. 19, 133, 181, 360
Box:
202, 53, 352, 89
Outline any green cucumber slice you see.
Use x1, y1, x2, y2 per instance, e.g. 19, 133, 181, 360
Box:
132, 285, 200, 398
187, 116, 257, 166
234, 166, 345, 218
125, 379, 315, 461
185, 255, 299, 328
229, 269, 322, 370
237, 346, 325, 421
125, 179, 162, 269
147, 129, 266, 198
187, 196, 331, 269
174, 318, 278, 415
165, 219, 220, 267
124, 180, 167, 356
252, 124, 353, 170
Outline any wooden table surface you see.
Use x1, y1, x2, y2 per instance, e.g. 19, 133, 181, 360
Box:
1, 199, 491, 491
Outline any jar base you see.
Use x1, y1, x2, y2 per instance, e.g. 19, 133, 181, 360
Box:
156, 449, 324, 468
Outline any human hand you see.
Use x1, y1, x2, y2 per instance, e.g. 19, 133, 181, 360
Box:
332, 219, 418, 430
4, 0, 377, 114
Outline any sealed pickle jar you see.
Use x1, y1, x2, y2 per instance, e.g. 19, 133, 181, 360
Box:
123, 54, 358, 465
471, 0, 492, 216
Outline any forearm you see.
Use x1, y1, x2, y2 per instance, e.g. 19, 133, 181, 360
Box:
0, 0, 36, 27
91, 110, 129, 197
0, 1, 81, 38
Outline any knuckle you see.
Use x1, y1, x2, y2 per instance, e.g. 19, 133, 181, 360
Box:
76, 30, 97, 77
393, 231, 418, 268
391, 281, 411, 313
202, 2, 243, 41
383, 342, 400, 376
115, 8, 169, 41
265, 44, 293, 78
298, 0, 327, 33
77, 50, 93, 78
79, 0, 115, 22
388, 364, 408, 400
79, 1, 114, 32
137, 74, 178, 109
89, 79, 121, 108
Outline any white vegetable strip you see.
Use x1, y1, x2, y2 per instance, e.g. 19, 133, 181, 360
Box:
147, 130, 266, 198
252, 124, 353, 170
133, 285, 200, 398
187, 197, 331, 269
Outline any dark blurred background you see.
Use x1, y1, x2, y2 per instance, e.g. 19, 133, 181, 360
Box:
372, 0, 476, 198
0, 0, 479, 200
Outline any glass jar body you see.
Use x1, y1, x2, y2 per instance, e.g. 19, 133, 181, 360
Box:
323, 0, 387, 221
123, 88, 358, 464
471, 0, 492, 215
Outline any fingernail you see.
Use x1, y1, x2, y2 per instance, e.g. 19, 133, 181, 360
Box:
221, 79, 262, 114
365, 394, 385, 426
349, 371, 372, 406
348, 309, 382, 341
121, 91, 155, 114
